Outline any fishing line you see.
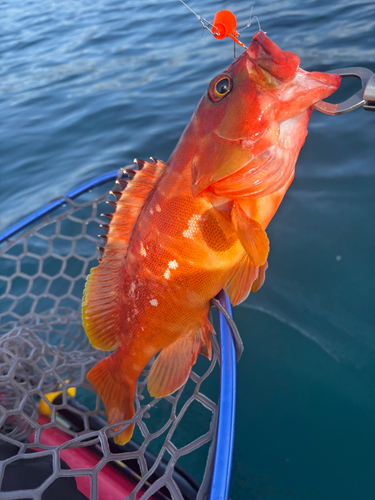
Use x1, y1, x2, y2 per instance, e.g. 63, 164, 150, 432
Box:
178, 0, 258, 50
178, 0, 219, 36
211, 298, 244, 361
237, 6, 262, 33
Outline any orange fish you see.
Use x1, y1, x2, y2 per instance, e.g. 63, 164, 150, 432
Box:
82, 31, 340, 444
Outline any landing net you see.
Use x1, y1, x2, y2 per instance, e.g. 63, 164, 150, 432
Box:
0, 171, 235, 500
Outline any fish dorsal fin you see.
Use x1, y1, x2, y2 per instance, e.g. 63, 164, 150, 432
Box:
104, 158, 167, 256
147, 318, 214, 398
82, 158, 167, 351
225, 255, 268, 306
231, 201, 269, 266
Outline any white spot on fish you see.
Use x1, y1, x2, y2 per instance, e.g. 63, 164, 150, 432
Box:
168, 260, 178, 269
150, 299, 158, 306
163, 268, 171, 280
141, 327, 144, 331
182, 214, 201, 239
150, 208, 154, 215
140, 242, 147, 257
129, 281, 136, 298
156, 204, 161, 212
127, 317, 130, 322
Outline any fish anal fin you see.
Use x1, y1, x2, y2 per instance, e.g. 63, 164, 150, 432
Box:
147, 329, 205, 398
199, 342, 209, 358
231, 202, 269, 267
87, 352, 136, 444
198, 318, 214, 360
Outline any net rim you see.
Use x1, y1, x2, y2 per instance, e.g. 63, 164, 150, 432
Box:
0, 169, 237, 498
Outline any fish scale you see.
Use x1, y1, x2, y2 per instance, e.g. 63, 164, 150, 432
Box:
82, 30, 340, 444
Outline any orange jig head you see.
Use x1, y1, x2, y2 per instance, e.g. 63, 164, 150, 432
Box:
179, 1, 247, 49
212, 10, 237, 39
212, 10, 245, 47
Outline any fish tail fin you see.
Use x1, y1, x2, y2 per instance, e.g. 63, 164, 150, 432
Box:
87, 352, 136, 445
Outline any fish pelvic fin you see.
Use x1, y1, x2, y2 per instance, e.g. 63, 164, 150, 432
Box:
225, 254, 258, 306
251, 260, 268, 293
87, 352, 136, 445
147, 319, 214, 398
231, 201, 269, 267
82, 158, 168, 351
225, 254, 268, 306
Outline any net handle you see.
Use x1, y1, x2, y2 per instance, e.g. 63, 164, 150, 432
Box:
209, 290, 236, 499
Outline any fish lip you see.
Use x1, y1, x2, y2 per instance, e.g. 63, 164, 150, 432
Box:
244, 30, 300, 82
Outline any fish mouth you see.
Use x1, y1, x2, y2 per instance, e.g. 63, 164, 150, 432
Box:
245, 30, 300, 82
189, 32, 341, 196
246, 31, 341, 117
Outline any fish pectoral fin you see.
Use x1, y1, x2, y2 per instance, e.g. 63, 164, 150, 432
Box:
225, 255, 268, 305
147, 322, 213, 398
87, 352, 136, 445
231, 202, 269, 267
226, 201, 269, 305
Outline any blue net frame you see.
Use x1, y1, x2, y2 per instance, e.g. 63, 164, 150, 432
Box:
0, 170, 236, 500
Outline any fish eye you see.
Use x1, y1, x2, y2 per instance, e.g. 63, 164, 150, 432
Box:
216, 78, 230, 95
209, 74, 233, 102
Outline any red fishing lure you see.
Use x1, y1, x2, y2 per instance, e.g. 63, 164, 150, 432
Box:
179, 0, 250, 48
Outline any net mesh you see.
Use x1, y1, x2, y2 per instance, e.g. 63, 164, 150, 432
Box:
0, 176, 222, 500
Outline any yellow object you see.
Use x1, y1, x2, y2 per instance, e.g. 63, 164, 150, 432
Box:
39, 386, 76, 417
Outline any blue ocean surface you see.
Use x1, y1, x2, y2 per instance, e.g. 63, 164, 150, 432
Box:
1, 0, 375, 498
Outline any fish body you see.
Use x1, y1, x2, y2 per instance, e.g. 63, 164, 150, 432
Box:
82, 31, 340, 444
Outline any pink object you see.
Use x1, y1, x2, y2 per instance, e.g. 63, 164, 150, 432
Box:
29, 415, 156, 500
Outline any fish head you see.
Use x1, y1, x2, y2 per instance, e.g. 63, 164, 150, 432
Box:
188, 30, 340, 196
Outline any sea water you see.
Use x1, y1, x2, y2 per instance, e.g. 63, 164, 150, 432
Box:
1, 0, 375, 498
